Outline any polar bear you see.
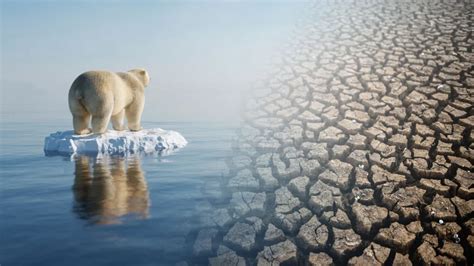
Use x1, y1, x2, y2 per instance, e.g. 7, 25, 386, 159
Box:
68, 69, 150, 135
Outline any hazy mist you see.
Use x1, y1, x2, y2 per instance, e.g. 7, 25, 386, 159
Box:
1, 1, 308, 124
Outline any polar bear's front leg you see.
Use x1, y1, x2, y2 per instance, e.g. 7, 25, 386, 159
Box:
111, 110, 125, 131
126, 98, 144, 132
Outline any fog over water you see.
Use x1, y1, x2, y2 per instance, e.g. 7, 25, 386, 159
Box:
1, 1, 308, 124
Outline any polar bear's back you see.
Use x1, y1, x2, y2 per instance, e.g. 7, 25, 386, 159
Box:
70, 71, 121, 95
68, 70, 132, 115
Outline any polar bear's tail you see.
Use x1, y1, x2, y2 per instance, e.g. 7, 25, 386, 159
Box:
68, 80, 89, 115
70, 86, 87, 110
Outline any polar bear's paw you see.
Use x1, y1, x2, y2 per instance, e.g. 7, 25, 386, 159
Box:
129, 127, 143, 132
76, 128, 92, 135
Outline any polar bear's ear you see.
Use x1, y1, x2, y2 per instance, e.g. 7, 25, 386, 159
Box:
138, 69, 150, 87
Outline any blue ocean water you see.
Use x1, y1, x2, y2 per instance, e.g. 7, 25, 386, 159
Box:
0, 118, 236, 265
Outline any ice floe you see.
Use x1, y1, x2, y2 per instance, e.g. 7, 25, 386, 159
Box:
44, 128, 187, 156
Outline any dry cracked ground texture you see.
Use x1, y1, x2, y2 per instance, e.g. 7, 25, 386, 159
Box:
186, 0, 474, 265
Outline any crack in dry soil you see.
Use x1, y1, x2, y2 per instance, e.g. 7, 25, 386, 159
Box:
188, 0, 473, 265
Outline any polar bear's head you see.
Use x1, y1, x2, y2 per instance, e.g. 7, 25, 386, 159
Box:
129, 68, 150, 87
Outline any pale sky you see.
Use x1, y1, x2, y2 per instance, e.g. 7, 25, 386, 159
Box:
1, 1, 308, 123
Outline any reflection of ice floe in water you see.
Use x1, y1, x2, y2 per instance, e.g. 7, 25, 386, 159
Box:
72, 155, 150, 225
44, 128, 187, 157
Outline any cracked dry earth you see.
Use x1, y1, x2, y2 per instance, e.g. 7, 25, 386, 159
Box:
187, 0, 474, 265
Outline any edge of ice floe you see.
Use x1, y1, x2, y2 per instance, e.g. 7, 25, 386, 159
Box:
43, 128, 187, 156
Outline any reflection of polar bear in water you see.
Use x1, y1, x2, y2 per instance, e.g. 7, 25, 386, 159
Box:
68, 69, 150, 135
72, 155, 149, 224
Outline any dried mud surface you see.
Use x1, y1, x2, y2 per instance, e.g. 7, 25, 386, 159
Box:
187, 0, 473, 265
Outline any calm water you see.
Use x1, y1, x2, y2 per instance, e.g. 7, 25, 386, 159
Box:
0, 118, 236, 265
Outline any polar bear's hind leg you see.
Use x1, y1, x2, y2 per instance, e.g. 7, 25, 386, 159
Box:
73, 114, 91, 135
91, 112, 112, 134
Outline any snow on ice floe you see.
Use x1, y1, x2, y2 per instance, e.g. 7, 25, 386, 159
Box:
44, 128, 187, 156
